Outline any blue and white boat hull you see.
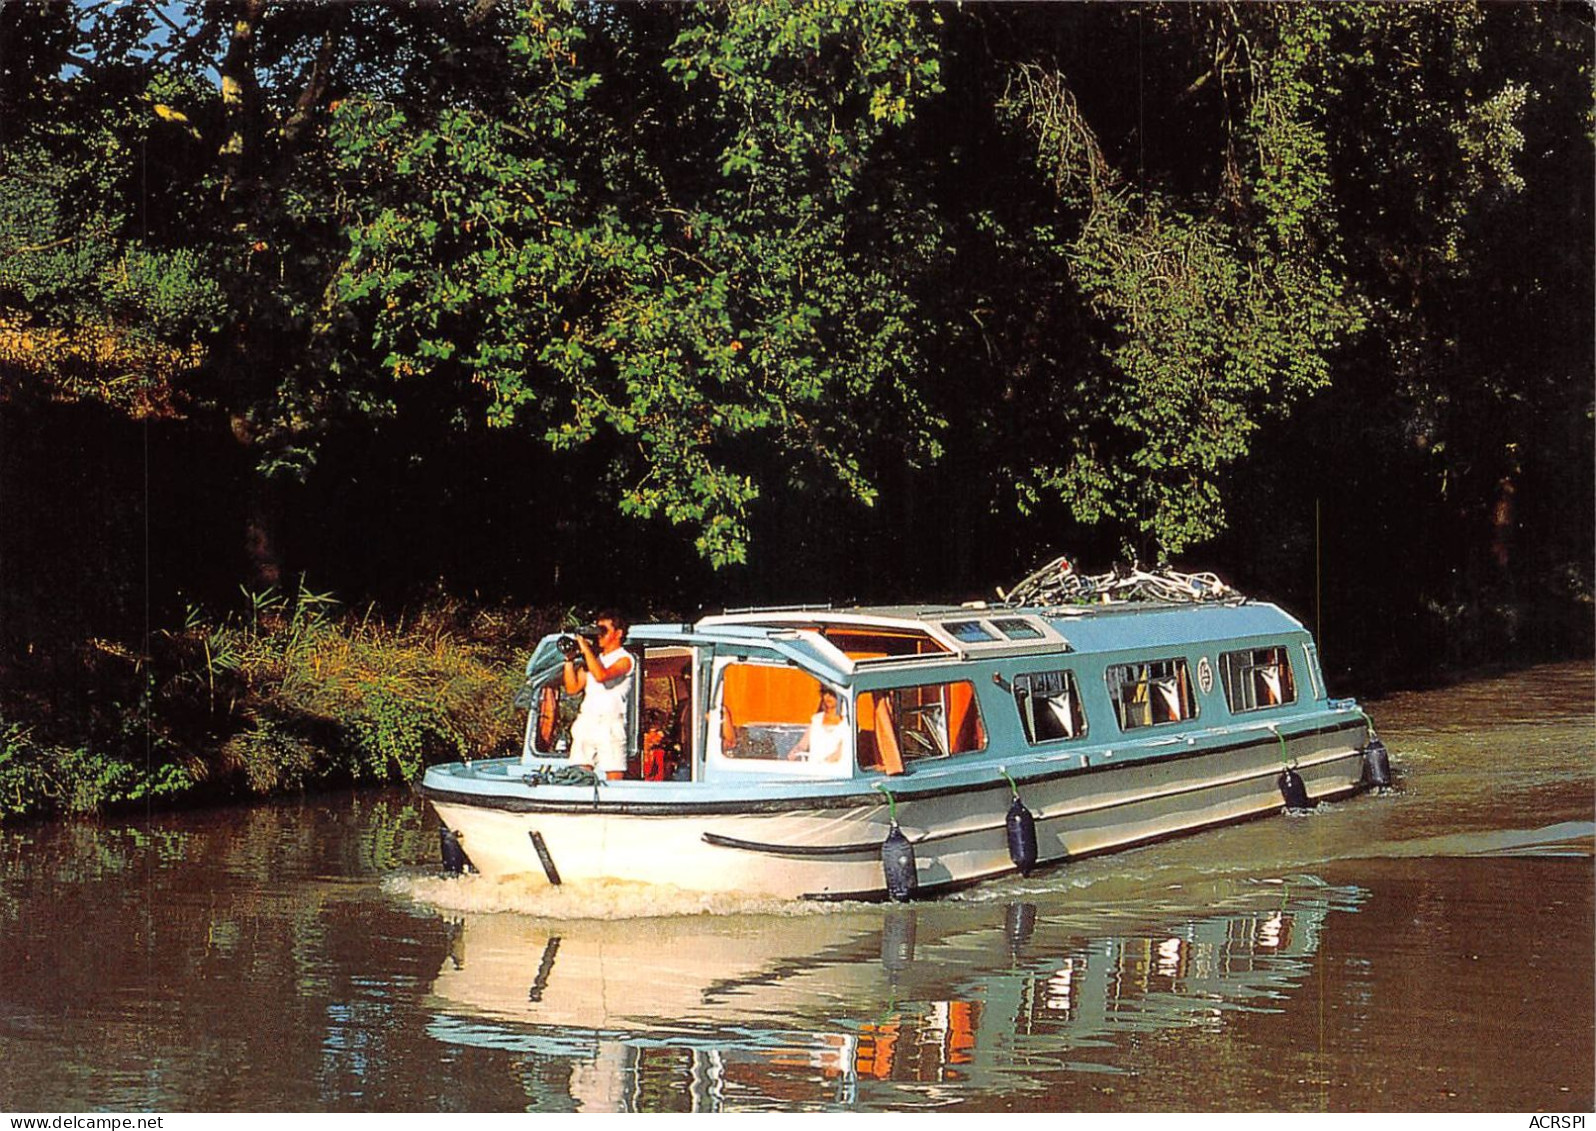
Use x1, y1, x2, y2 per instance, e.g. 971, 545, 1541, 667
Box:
423, 710, 1369, 900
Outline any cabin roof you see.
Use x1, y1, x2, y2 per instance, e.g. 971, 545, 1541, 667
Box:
693, 599, 1307, 661
1035, 600, 1306, 651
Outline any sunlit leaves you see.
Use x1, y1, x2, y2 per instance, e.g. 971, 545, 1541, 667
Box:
8, 0, 1569, 583
329, 0, 941, 567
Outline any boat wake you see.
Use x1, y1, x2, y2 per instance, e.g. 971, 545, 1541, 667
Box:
1378, 820, 1595, 860
384, 869, 853, 920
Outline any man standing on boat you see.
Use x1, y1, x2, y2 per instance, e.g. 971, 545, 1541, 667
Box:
563, 610, 634, 780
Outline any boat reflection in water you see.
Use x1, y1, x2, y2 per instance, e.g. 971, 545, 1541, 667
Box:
423, 878, 1365, 1111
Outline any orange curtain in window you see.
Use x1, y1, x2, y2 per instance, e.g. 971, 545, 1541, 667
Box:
721, 664, 819, 725
947, 682, 984, 752
857, 692, 904, 774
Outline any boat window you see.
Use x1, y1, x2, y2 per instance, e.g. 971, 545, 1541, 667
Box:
716, 663, 850, 767
528, 648, 694, 778
1013, 670, 1086, 743
1219, 646, 1297, 713
990, 617, 1046, 641
1302, 642, 1324, 700
857, 680, 986, 771
1105, 658, 1199, 731
942, 620, 998, 644
804, 625, 952, 660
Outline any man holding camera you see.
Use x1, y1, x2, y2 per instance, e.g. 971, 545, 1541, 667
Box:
562, 610, 634, 780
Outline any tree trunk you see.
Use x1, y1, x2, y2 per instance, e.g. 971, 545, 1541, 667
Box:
230, 413, 282, 589
1490, 472, 1516, 572
216, 0, 268, 201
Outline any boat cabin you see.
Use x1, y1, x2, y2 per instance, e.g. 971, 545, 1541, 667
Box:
518, 600, 1332, 786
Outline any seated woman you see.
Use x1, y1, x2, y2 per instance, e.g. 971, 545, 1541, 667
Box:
786, 688, 851, 765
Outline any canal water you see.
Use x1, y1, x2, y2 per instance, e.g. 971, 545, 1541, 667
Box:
0, 662, 1590, 1113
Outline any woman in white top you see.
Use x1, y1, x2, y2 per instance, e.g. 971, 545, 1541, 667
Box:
787, 688, 850, 765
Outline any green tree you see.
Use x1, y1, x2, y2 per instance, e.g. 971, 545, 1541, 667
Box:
2, 2, 535, 583
1302, 2, 1592, 663
328, 0, 943, 567
2, 0, 1585, 625
0, 3, 226, 419
988, 6, 1360, 559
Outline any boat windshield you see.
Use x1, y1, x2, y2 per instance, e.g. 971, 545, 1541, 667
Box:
712, 662, 852, 777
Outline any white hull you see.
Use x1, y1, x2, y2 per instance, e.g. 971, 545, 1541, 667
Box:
431, 725, 1368, 900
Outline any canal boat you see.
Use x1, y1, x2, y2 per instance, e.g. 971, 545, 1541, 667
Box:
419, 563, 1388, 900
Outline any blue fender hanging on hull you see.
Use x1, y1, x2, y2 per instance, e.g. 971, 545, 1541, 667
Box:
882, 825, 918, 902
1006, 797, 1039, 875
439, 826, 473, 875
1277, 766, 1315, 811
1362, 738, 1393, 788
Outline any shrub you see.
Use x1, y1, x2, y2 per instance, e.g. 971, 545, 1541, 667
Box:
0, 717, 194, 820
1, 581, 554, 820
152, 580, 532, 792
218, 714, 322, 794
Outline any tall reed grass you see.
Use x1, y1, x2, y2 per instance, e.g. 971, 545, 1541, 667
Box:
0, 582, 558, 820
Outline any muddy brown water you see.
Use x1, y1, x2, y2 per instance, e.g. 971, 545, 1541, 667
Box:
1, 661, 1590, 1112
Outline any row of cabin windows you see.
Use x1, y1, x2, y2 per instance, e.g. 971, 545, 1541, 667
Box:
1016, 645, 1300, 744
712, 644, 1298, 766
589, 643, 1304, 773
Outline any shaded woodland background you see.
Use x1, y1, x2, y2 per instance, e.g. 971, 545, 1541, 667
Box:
2, 0, 1591, 708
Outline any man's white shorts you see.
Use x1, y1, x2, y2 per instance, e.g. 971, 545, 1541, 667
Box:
571, 711, 627, 774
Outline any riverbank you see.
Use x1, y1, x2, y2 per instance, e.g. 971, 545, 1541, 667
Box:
0, 584, 562, 822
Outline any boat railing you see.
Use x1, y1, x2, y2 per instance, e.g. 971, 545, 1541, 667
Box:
717, 601, 837, 616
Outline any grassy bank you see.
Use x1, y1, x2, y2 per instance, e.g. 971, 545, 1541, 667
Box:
0, 584, 561, 822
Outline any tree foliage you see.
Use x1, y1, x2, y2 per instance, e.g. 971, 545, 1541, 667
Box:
998, 6, 1361, 555
327, 0, 943, 566
1, 0, 1588, 603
